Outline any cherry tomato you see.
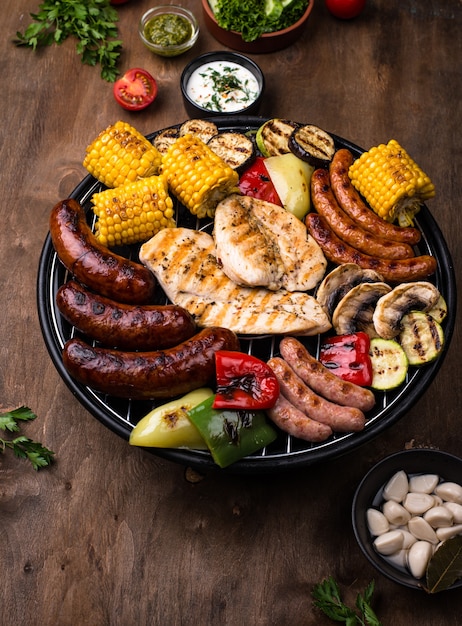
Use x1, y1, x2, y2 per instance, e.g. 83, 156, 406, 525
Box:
110, 0, 130, 5
325, 0, 366, 19
113, 68, 157, 111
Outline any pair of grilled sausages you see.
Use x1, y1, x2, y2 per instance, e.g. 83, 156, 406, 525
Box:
267, 337, 375, 443
306, 150, 437, 283
50, 198, 240, 399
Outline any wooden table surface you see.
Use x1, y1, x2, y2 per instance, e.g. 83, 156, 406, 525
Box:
2, 1, 461, 624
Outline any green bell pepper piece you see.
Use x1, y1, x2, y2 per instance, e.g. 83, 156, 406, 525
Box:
187, 395, 277, 468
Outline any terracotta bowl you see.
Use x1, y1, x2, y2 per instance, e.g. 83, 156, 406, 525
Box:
201, 0, 314, 54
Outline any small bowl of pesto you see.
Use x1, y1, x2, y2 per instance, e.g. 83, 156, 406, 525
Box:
180, 51, 265, 118
139, 6, 199, 57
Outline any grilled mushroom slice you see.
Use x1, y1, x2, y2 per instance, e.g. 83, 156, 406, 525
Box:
332, 282, 392, 336
207, 132, 256, 173
316, 263, 384, 318
373, 281, 441, 339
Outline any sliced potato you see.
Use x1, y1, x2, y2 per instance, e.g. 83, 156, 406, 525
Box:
369, 337, 408, 390
129, 388, 213, 449
264, 152, 315, 220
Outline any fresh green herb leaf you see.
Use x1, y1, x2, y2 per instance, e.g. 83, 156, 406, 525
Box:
211, 0, 309, 42
14, 0, 122, 82
0, 406, 54, 470
312, 577, 382, 626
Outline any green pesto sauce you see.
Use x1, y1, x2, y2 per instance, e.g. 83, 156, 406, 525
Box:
144, 14, 192, 47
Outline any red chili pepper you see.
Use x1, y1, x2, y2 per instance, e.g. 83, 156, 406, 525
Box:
238, 156, 282, 206
213, 351, 280, 410
319, 332, 373, 386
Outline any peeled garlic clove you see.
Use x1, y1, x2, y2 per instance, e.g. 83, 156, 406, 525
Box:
386, 549, 408, 569
443, 502, 462, 523
407, 541, 433, 579
374, 529, 404, 555
401, 529, 418, 549
435, 523, 462, 542
382, 500, 411, 526
434, 481, 462, 504
408, 516, 439, 544
367, 508, 389, 536
409, 473, 439, 494
403, 492, 435, 515
423, 505, 454, 528
382, 470, 409, 502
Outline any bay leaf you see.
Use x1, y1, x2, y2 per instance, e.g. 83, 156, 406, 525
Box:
426, 535, 462, 593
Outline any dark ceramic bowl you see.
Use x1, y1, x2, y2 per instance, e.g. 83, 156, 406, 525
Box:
180, 51, 265, 118
201, 0, 314, 54
352, 448, 462, 591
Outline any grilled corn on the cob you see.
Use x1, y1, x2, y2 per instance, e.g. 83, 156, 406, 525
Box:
161, 134, 239, 219
91, 175, 175, 247
348, 139, 435, 227
83, 121, 162, 189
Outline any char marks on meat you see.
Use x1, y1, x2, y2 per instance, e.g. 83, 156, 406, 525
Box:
213, 194, 327, 291
139, 228, 331, 336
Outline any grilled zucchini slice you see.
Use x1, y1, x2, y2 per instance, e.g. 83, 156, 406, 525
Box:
256, 118, 299, 156
399, 311, 445, 366
289, 124, 335, 167
369, 337, 408, 390
207, 132, 256, 173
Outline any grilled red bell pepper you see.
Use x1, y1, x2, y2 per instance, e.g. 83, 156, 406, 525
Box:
238, 156, 282, 206
213, 351, 280, 410
319, 332, 373, 387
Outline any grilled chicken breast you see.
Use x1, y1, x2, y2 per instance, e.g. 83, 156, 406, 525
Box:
139, 228, 331, 336
213, 194, 327, 291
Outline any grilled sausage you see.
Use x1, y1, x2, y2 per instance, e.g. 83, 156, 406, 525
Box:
56, 280, 197, 351
305, 212, 437, 283
49, 198, 156, 304
279, 337, 376, 412
267, 357, 366, 433
62, 327, 240, 400
311, 168, 415, 260
329, 149, 421, 245
266, 394, 333, 443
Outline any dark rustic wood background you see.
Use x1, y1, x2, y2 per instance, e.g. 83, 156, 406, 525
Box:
1, 1, 461, 624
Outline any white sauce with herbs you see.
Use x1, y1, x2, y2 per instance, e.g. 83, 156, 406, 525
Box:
186, 61, 260, 113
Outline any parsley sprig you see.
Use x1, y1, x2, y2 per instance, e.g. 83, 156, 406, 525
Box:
15, 0, 123, 82
312, 577, 382, 626
0, 406, 54, 470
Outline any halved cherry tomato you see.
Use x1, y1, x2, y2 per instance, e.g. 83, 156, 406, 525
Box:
238, 156, 282, 206
113, 68, 157, 111
325, 0, 366, 19
111, 1, 130, 5
213, 351, 280, 411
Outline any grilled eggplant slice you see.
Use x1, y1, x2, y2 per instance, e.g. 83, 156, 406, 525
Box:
180, 119, 218, 144
399, 311, 445, 365
153, 127, 180, 155
289, 124, 335, 167
256, 118, 299, 156
207, 132, 256, 173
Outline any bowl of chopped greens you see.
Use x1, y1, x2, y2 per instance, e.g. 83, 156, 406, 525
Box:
201, 0, 314, 54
